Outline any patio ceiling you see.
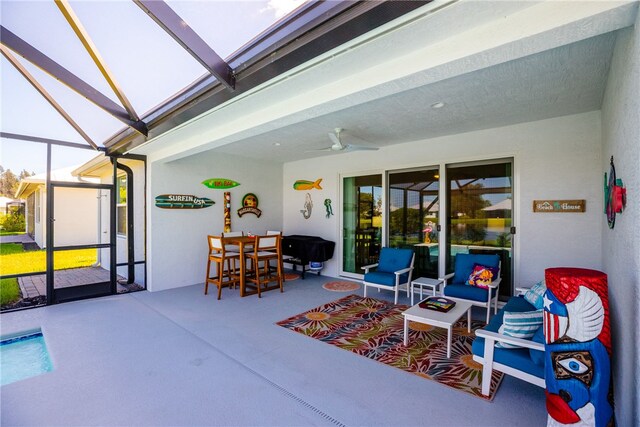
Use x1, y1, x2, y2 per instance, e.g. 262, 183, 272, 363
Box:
212, 32, 616, 163
131, 1, 637, 165
3, 1, 637, 167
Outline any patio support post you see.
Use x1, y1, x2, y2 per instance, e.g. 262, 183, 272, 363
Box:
45, 144, 54, 305
110, 160, 118, 294
115, 160, 135, 284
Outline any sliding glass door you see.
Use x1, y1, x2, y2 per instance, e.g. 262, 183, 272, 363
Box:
342, 174, 382, 275
445, 159, 513, 297
388, 168, 439, 278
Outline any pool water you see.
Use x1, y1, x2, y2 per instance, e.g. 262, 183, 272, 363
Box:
1, 331, 53, 386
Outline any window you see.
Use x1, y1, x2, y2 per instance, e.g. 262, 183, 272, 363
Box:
117, 175, 127, 236
388, 168, 440, 279
446, 159, 513, 297
342, 174, 383, 274
35, 189, 40, 223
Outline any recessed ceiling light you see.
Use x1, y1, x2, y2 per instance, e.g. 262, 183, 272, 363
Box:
273, 142, 281, 146
431, 102, 445, 109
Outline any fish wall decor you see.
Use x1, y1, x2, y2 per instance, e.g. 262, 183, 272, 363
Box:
301, 193, 313, 219
293, 178, 322, 191
202, 178, 241, 189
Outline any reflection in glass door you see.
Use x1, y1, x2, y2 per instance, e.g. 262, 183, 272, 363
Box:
388, 168, 439, 278
342, 175, 382, 274
446, 160, 513, 297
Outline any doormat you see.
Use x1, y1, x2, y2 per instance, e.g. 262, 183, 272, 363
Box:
276, 294, 503, 400
322, 281, 361, 292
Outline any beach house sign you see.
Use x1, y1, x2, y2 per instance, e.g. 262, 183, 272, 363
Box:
533, 199, 585, 213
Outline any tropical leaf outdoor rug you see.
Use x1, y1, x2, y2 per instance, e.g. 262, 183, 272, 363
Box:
276, 294, 503, 400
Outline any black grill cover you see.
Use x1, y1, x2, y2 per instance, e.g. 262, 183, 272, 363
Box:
282, 235, 335, 263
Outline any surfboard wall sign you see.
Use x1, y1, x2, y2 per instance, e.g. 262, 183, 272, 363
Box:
202, 178, 240, 189
155, 194, 215, 209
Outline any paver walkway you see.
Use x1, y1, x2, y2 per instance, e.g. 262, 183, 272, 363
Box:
0, 234, 35, 244
2, 237, 137, 296
18, 267, 134, 298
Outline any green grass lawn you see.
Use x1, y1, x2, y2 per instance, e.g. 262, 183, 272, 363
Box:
0, 243, 97, 306
0, 231, 25, 236
0, 278, 20, 306
0, 244, 97, 275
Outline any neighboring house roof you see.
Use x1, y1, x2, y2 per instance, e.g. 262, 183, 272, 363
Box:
482, 199, 512, 211
14, 165, 99, 199
72, 154, 112, 178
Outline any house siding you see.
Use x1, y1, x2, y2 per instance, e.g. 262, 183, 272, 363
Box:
601, 14, 640, 426
283, 111, 603, 287
146, 151, 283, 291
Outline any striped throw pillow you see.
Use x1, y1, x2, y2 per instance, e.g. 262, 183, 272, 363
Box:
523, 280, 546, 309
495, 310, 544, 349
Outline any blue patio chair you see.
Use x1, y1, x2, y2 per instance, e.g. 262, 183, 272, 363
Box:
362, 247, 415, 304
440, 253, 501, 323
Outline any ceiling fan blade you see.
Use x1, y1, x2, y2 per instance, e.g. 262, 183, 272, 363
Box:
345, 144, 379, 151
305, 146, 333, 152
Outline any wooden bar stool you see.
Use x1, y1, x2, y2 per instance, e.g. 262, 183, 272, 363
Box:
266, 230, 289, 280
205, 235, 241, 299
244, 234, 283, 297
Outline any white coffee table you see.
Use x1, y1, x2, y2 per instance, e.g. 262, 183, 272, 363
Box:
410, 277, 444, 305
402, 299, 473, 358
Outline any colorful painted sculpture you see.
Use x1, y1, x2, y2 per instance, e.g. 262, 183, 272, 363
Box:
224, 192, 231, 233
543, 268, 613, 427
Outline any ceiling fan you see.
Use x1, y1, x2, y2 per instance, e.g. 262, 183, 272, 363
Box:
319, 128, 379, 152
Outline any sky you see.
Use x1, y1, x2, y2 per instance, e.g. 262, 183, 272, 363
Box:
0, 0, 306, 175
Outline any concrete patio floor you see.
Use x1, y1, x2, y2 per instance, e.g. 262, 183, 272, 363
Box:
1, 274, 547, 426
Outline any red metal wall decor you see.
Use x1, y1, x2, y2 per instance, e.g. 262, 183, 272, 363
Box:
604, 156, 626, 229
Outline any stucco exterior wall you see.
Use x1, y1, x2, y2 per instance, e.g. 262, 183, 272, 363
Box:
283, 111, 603, 287
52, 187, 99, 247
601, 17, 640, 426
146, 151, 283, 291
31, 186, 98, 249
97, 159, 147, 286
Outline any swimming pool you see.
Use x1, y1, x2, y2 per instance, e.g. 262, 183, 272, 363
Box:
1, 330, 53, 386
